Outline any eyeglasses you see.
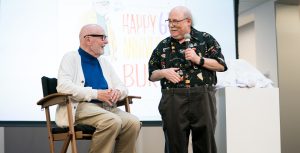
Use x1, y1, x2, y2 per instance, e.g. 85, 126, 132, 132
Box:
84, 34, 107, 41
165, 18, 187, 25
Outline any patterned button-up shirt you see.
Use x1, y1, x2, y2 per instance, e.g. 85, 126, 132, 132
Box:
148, 27, 227, 89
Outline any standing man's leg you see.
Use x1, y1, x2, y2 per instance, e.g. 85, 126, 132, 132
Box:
159, 89, 190, 153
190, 87, 217, 153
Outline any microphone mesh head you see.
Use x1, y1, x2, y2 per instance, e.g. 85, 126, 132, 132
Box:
184, 33, 191, 41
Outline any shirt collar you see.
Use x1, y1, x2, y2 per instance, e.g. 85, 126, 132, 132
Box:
190, 27, 201, 41
78, 47, 98, 62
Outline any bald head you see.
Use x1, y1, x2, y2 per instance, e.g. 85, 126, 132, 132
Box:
168, 6, 193, 40
170, 6, 193, 24
79, 24, 108, 58
79, 24, 104, 40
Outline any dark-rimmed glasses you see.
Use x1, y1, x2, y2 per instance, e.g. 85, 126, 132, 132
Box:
165, 18, 187, 25
84, 34, 107, 41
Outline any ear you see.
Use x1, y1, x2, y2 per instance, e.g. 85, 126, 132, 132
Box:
85, 37, 92, 45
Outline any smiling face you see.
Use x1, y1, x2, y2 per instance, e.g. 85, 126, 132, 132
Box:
79, 24, 108, 58
168, 6, 192, 42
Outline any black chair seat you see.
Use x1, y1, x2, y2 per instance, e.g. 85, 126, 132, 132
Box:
52, 124, 96, 134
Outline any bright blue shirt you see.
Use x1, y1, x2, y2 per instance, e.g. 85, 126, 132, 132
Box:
78, 48, 108, 90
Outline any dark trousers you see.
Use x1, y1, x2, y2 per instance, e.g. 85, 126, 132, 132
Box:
159, 86, 217, 153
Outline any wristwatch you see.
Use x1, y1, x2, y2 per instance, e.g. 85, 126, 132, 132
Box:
199, 57, 205, 66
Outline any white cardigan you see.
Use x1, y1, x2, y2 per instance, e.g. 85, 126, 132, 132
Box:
55, 51, 128, 127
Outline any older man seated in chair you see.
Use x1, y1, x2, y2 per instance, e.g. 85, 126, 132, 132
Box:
56, 24, 141, 153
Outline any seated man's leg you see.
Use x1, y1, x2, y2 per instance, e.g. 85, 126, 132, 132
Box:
112, 108, 141, 153
75, 102, 122, 153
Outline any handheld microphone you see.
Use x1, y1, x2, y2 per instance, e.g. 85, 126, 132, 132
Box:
184, 33, 191, 49
184, 33, 192, 67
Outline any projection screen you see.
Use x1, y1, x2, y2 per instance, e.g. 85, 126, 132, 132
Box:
0, 0, 236, 123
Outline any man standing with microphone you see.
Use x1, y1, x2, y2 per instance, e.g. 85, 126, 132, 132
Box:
148, 6, 227, 153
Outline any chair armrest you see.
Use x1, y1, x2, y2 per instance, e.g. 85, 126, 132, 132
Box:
37, 93, 72, 108
127, 95, 141, 104
117, 95, 141, 107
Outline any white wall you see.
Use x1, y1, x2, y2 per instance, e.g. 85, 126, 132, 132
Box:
276, 3, 300, 153
239, 1, 300, 153
238, 0, 278, 86
238, 22, 256, 67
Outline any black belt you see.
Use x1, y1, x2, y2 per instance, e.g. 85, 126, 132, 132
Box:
162, 85, 215, 94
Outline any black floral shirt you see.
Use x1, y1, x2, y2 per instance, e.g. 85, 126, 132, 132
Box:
148, 27, 227, 89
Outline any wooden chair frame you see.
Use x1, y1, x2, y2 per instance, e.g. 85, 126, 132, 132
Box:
37, 77, 141, 153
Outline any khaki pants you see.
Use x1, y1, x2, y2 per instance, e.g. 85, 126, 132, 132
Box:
75, 102, 140, 153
